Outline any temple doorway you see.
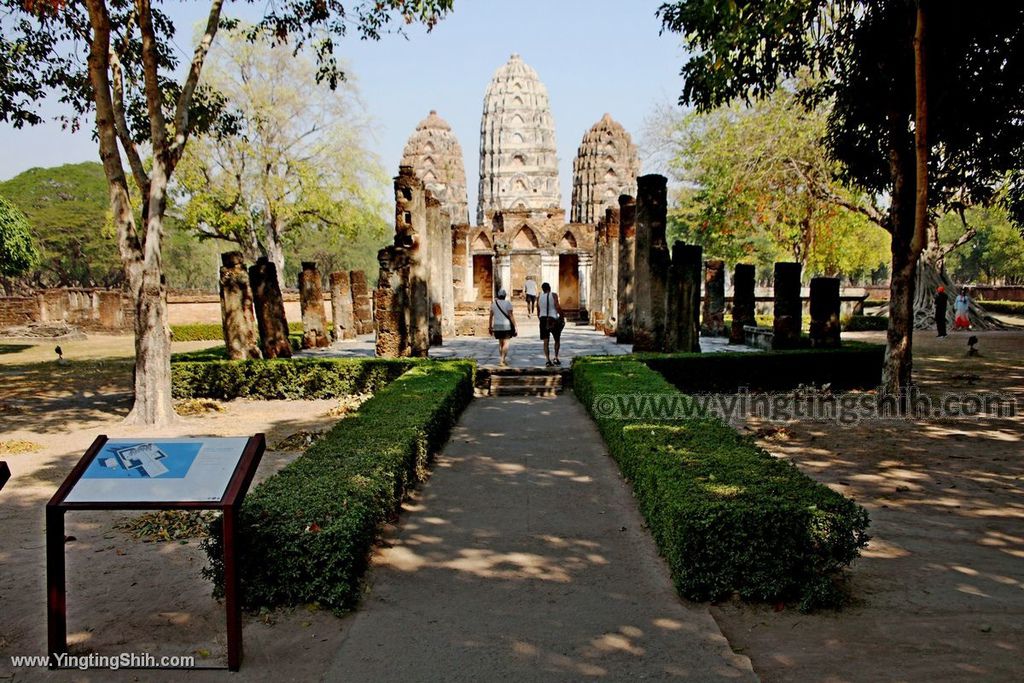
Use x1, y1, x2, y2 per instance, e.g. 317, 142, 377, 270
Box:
472, 254, 493, 301
510, 252, 541, 300
558, 254, 580, 310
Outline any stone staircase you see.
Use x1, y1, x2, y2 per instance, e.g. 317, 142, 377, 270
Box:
475, 367, 570, 397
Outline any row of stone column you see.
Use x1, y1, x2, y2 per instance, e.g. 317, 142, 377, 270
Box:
375, 166, 456, 357
219, 252, 371, 360
606, 174, 841, 352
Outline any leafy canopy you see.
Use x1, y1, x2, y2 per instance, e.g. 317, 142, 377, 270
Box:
0, 194, 40, 278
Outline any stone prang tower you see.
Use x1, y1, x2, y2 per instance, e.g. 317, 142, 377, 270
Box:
400, 110, 470, 226
477, 54, 561, 225
571, 113, 640, 224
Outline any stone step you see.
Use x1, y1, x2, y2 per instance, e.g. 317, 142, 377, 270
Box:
475, 367, 571, 397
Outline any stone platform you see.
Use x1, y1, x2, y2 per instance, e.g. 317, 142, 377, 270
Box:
296, 320, 759, 368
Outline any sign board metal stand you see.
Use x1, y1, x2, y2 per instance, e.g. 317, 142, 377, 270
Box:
46, 434, 265, 671
0, 460, 10, 492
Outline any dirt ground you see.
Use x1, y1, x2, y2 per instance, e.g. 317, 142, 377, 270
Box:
716, 330, 1024, 682
1, 330, 1022, 681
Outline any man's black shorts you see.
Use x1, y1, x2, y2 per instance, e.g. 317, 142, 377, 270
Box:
540, 316, 562, 341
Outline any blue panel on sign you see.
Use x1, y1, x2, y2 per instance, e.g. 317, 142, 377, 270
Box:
83, 442, 202, 479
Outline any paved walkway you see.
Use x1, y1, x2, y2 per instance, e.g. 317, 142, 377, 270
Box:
298, 324, 758, 368
325, 395, 756, 681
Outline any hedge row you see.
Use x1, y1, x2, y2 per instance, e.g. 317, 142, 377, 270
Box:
642, 342, 885, 393
171, 321, 330, 343
172, 358, 414, 400
202, 361, 474, 611
842, 314, 889, 331
979, 300, 1024, 315
573, 357, 870, 610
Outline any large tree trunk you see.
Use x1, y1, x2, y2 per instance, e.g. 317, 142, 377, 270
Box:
125, 264, 176, 425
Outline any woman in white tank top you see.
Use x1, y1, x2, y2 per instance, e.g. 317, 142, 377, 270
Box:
489, 288, 517, 366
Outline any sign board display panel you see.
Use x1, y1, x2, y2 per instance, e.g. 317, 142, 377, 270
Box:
64, 437, 250, 504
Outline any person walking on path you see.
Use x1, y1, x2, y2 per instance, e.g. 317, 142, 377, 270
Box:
954, 288, 972, 331
489, 288, 517, 366
523, 277, 538, 317
538, 282, 564, 367
935, 286, 948, 338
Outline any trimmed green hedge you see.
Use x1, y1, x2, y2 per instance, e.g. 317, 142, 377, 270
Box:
202, 361, 475, 611
979, 300, 1024, 315
574, 357, 869, 610
172, 357, 414, 400
171, 321, 331, 343
642, 343, 884, 393
842, 314, 889, 331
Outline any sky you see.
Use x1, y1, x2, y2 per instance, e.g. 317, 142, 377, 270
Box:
0, 0, 687, 215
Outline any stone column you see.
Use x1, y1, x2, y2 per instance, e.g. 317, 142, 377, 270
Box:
350, 270, 373, 335
540, 253, 559, 293
590, 217, 605, 327
603, 207, 620, 335
452, 224, 472, 303
394, 167, 430, 357
730, 263, 756, 344
773, 262, 803, 349
425, 195, 445, 346
578, 253, 593, 321
218, 252, 261, 359
666, 242, 702, 353
632, 174, 669, 352
298, 262, 330, 349
329, 271, 355, 341
701, 259, 726, 337
616, 194, 637, 344
440, 212, 455, 339
249, 256, 292, 358
809, 276, 841, 348
374, 246, 408, 357
495, 253, 512, 299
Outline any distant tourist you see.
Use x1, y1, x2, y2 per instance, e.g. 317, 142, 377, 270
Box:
489, 288, 517, 366
524, 277, 538, 317
934, 286, 948, 338
954, 288, 972, 331
538, 282, 564, 367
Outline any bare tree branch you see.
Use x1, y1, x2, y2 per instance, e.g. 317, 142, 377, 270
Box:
109, 47, 150, 195
169, 0, 226, 166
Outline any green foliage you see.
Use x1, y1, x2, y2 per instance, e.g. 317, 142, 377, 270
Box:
660, 89, 890, 281
573, 357, 870, 611
0, 163, 119, 287
176, 26, 391, 282
641, 344, 885, 393
939, 206, 1024, 286
0, 194, 38, 279
842, 315, 890, 332
172, 357, 412, 400
202, 361, 474, 611
170, 323, 224, 342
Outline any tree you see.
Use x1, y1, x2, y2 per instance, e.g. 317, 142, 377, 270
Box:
941, 206, 1024, 286
651, 87, 890, 281
0, 163, 121, 288
658, 1, 1024, 395
175, 26, 389, 291
1, 0, 452, 425
0, 194, 39, 293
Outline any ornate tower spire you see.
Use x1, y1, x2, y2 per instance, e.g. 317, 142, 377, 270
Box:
478, 54, 561, 225
400, 110, 470, 225
571, 113, 640, 224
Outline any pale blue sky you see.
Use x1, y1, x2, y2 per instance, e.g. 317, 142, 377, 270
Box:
0, 0, 686, 214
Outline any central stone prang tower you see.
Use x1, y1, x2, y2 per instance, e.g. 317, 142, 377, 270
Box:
400, 110, 470, 226
571, 113, 640, 224
478, 54, 561, 226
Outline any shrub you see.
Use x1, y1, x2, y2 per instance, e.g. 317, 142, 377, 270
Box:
170, 323, 223, 342
573, 357, 870, 611
842, 314, 889, 331
642, 343, 884, 393
978, 300, 1024, 315
202, 361, 475, 611
172, 357, 414, 400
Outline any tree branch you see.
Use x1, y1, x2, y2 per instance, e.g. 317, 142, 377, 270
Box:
940, 206, 978, 256
135, 0, 169, 161
169, 0, 226, 166
109, 46, 150, 195
788, 158, 891, 232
